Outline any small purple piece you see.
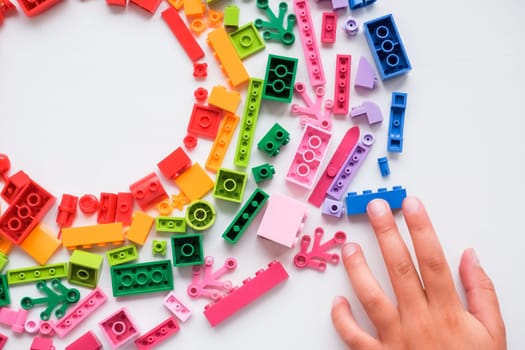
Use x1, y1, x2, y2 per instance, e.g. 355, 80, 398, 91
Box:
321, 198, 344, 218
350, 101, 383, 124
331, 0, 347, 10
355, 56, 377, 89
343, 16, 359, 35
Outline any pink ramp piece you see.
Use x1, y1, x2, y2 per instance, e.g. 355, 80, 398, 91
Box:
257, 193, 307, 248
187, 256, 237, 300
291, 82, 333, 130
294, 227, 346, 271
203, 260, 289, 327
65, 331, 103, 350
350, 101, 383, 124
355, 56, 377, 89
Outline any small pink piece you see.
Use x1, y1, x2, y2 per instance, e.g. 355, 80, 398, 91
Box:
65, 331, 102, 350
134, 316, 179, 350
30, 337, 54, 350
291, 82, 333, 130
321, 12, 337, 44
187, 256, 237, 300
164, 292, 192, 322
355, 56, 378, 89
99, 308, 139, 349
294, 227, 347, 271
0, 331, 7, 349
257, 193, 307, 248
333, 54, 351, 115
0, 307, 28, 333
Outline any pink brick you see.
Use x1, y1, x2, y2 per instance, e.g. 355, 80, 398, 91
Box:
134, 316, 179, 350
66, 331, 102, 350
164, 292, 192, 322
99, 308, 139, 348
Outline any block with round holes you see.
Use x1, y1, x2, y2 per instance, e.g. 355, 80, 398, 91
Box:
229, 22, 266, 60
7, 263, 68, 285
205, 112, 239, 172
129, 173, 168, 211
163, 291, 192, 322
171, 234, 203, 267
251, 163, 275, 183
185, 200, 216, 230
99, 307, 139, 348
155, 216, 186, 234
257, 122, 290, 157
68, 250, 103, 289
110, 260, 173, 297
286, 123, 332, 189
115, 192, 134, 225
187, 103, 223, 140
0, 274, 10, 307
106, 244, 138, 267
262, 54, 298, 103
321, 12, 337, 44
97, 192, 117, 224
152, 240, 167, 256
134, 316, 179, 350
332, 54, 351, 115
213, 168, 247, 203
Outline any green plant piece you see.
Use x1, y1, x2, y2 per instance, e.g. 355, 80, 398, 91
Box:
171, 234, 204, 267
254, 0, 296, 46
229, 22, 266, 59
262, 54, 298, 102
20, 279, 80, 320
111, 260, 173, 297
251, 163, 276, 183
213, 168, 248, 203
68, 250, 103, 289
185, 200, 216, 231
7, 263, 68, 286
106, 244, 139, 267
155, 216, 186, 233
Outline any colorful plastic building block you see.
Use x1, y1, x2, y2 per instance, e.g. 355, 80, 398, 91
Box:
20, 279, 80, 320
170, 192, 191, 211
387, 92, 408, 153
106, 244, 138, 266
321, 198, 345, 218
193, 62, 208, 78
164, 291, 192, 322
183, 134, 197, 149
213, 168, 247, 203
78, 194, 98, 215
233, 78, 264, 168
114, 192, 133, 225
0, 168, 29, 204
207, 27, 250, 87
65, 331, 102, 350
134, 316, 179, 350
326, 133, 375, 200
0, 275, 10, 307
24, 319, 39, 334
61, 222, 124, 250
262, 54, 298, 103
251, 164, 275, 183
346, 186, 407, 215
0, 237, 11, 256
54, 288, 107, 338
294, 0, 325, 87
363, 14, 412, 80
187, 256, 237, 300
30, 336, 54, 350
0, 0, 16, 25
332, 54, 351, 115
205, 112, 240, 172
171, 234, 203, 266
183, 0, 204, 18
194, 86, 208, 101
0, 307, 28, 333
20, 224, 61, 265
203, 260, 289, 327
106, 0, 127, 6
349, 0, 375, 9
130, 0, 162, 14
97, 192, 117, 224
68, 250, 103, 289
229, 23, 266, 59
259, 125, 290, 157
286, 123, 332, 189
222, 188, 269, 244
38, 320, 54, 336
162, 7, 205, 62
185, 200, 216, 230
174, 163, 214, 201
355, 56, 377, 89
343, 16, 359, 36
321, 12, 337, 44
157, 147, 191, 180
111, 260, 173, 297
294, 227, 346, 271
350, 101, 383, 124
0, 176, 56, 245
331, 0, 347, 10
207, 9, 223, 26
7, 262, 68, 285
156, 216, 186, 233
254, 0, 296, 46
125, 212, 154, 246
187, 103, 223, 139
377, 156, 390, 176
223, 5, 239, 28
99, 308, 139, 348
152, 240, 167, 256
290, 82, 332, 130
166, 0, 182, 9
16, 0, 61, 16
0, 331, 6, 348
257, 193, 307, 248
56, 194, 77, 228
0, 253, 7, 272
208, 86, 241, 114
129, 173, 168, 211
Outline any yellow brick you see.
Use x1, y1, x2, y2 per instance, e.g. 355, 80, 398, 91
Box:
62, 223, 124, 250
183, 0, 204, 18
20, 224, 61, 265
174, 163, 214, 201
125, 212, 154, 245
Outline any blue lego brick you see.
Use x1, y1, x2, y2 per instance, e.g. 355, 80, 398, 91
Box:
377, 156, 390, 176
387, 92, 408, 153
349, 0, 375, 9
345, 186, 407, 215
363, 14, 411, 80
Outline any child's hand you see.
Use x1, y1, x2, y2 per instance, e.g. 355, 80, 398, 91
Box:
331, 197, 506, 350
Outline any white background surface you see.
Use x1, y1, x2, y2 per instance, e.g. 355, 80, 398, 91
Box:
1, 0, 524, 349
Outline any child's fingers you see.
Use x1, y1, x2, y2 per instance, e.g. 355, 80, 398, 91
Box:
331, 296, 382, 350
459, 249, 506, 344
341, 243, 400, 339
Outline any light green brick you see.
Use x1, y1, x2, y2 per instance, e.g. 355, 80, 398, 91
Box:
229, 22, 266, 59
68, 250, 103, 289
106, 244, 138, 267
213, 168, 248, 203
224, 5, 240, 28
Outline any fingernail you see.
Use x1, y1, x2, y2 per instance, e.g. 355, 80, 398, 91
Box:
332, 296, 344, 307
403, 196, 420, 214
471, 248, 480, 266
342, 243, 357, 257
368, 199, 387, 217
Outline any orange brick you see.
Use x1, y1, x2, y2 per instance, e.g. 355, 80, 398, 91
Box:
20, 224, 61, 265
62, 223, 124, 250
125, 212, 154, 245
0, 235, 13, 255
208, 85, 241, 114
174, 163, 214, 201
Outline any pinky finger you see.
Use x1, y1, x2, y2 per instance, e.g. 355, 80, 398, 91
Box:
331, 296, 381, 350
